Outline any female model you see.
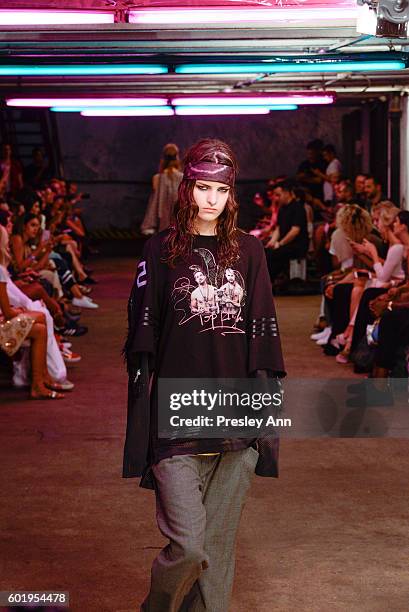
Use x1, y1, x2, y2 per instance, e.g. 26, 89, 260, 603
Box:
124, 139, 285, 611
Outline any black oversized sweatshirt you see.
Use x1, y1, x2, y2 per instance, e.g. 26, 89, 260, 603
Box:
123, 229, 286, 487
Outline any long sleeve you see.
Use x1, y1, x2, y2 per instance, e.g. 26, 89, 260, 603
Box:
123, 236, 163, 478
373, 244, 404, 283
246, 237, 286, 377
124, 238, 162, 371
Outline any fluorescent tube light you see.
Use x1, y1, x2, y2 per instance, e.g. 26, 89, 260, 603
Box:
174, 105, 297, 116
171, 95, 333, 106
128, 7, 357, 26
81, 107, 175, 117
7, 97, 169, 108
0, 10, 114, 25
175, 61, 406, 75
0, 65, 168, 76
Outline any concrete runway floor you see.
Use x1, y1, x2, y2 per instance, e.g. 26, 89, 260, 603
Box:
1, 258, 409, 612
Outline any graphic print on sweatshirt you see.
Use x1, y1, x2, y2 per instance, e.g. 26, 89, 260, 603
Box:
172, 247, 246, 335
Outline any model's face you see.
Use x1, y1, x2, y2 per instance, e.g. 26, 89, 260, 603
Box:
225, 269, 235, 283
24, 218, 40, 239
193, 180, 230, 223
194, 271, 206, 285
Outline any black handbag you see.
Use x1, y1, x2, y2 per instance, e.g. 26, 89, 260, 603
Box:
350, 335, 376, 370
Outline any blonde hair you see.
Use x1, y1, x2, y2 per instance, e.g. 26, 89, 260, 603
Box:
378, 205, 400, 231
0, 225, 11, 267
336, 204, 372, 243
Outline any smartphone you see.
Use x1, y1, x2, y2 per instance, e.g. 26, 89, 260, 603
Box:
354, 270, 372, 280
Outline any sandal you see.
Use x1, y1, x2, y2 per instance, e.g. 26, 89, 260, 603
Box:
31, 390, 65, 400
336, 344, 351, 364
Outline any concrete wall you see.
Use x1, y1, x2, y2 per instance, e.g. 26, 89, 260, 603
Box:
56, 106, 352, 231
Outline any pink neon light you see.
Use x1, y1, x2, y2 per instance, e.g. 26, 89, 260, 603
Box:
175, 107, 270, 116
0, 11, 114, 25
128, 7, 357, 25
81, 108, 174, 117
172, 95, 334, 106
6, 98, 168, 108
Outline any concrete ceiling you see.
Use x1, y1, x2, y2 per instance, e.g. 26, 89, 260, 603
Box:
0, 0, 408, 102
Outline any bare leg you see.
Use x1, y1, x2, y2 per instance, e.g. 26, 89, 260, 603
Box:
24, 311, 64, 398
65, 242, 87, 280
71, 284, 83, 298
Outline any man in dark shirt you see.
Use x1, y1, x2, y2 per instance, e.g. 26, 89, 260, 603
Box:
362, 175, 384, 212
265, 179, 309, 281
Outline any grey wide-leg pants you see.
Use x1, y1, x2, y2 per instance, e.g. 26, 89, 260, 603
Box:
141, 447, 259, 612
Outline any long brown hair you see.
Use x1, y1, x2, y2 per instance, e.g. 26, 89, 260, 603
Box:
159, 143, 182, 174
164, 139, 240, 268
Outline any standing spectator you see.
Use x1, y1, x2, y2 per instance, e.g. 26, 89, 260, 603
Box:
0, 143, 23, 198
140, 143, 183, 235
296, 140, 326, 201
24, 147, 53, 189
313, 145, 342, 204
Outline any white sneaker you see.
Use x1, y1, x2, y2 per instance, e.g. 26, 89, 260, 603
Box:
72, 296, 99, 309
316, 328, 333, 345
310, 326, 331, 341
54, 379, 75, 391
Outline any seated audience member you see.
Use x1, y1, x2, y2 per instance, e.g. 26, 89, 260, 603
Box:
265, 179, 309, 281
347, 289, 409, 406
363, 175, 384, 212
348, 209, 409, 359
0, 225, 70, 392
327, 207, 405, 363
0, 272, 64, 400
312, 144, 342, 205
329, 205, 371, 271
296, 140, 326, 202
250, 178, 284, 242
11, 211, 98, 313
354, 173, 368, 208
